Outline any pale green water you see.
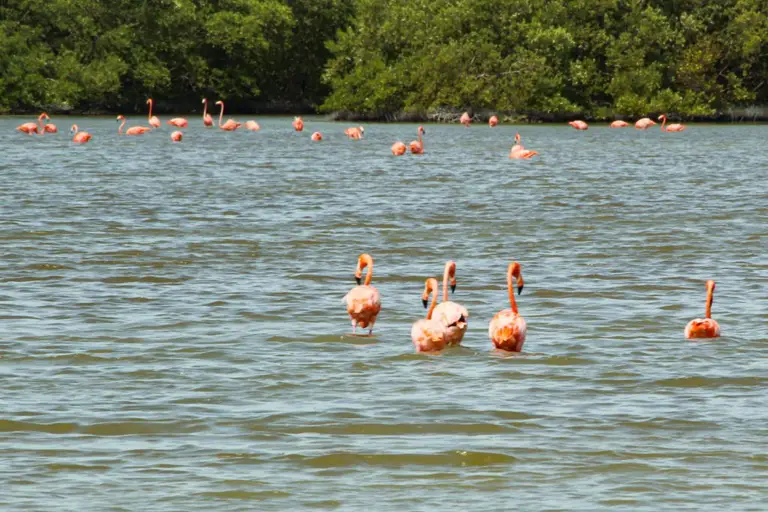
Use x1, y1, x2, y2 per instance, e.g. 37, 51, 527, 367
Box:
1, 116, 767, 511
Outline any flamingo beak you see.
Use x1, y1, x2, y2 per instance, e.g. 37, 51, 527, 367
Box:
422, 298, 428, 308
450, 283, 456, 293
518, 284, 524, 295
355, 276, 361, 285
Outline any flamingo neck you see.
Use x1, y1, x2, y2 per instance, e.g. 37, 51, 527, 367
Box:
203, 100, 208, 119
119, 118, 126, 134
218, 103, 224, 127
442, 263, 453, 302
418, 129, 423, 146
426, 283, 438, 320
363, 262, 373, 286
660, 116, 666, 132
705, 285, 714, 319
507, 267, 519, 315
148, 100, 153, 120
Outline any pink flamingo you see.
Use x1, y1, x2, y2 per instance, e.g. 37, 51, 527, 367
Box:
432, 261, 469, 346
167, 117, 188, 128
214, 101, 241, 131
171, 131, 183, 142
391, 141, 406, 155
17, 114, 48, 135
117, 115, 152, 135
202, 98, 214, 127
146, 99, 161, 128
509, 133, 538, 159
40, 113, 57, 133
635, 117, 656, 130
343, 253, 382, 335
568, 120, 589, 130
311, 132, 323, 141
411, 278, 449, 352
489, 262, 527, 352
409, 126, 425, 154
684, 280, 721, 339
69, 125, 91, 144
489, 115, 499, 127
659, 114, 686, 132
293, 117, 304, 132
460, 112, 471, 127
345, 126, 365, 139
610, 120, 629, 128
245, 120, 261, 131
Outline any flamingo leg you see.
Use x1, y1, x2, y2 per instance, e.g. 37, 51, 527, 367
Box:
351, 319, 357, 334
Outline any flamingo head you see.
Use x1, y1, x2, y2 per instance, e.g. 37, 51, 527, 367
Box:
359, 126, 365, 134
116, 115, 125, 122
39, 112, 50, 121
355, 253, 373, 285
422, 277, 438, 308
657, 114, 667, 121
418, 125, 425, 135
69, 124, 78, 135
146, 98, 153, 105
515, 133, 521, 143
445, 261, 457, 293
509, 262, 524, 295
215, 100, 223, 106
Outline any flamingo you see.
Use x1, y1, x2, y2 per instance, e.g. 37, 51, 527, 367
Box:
411, 278, 449, 353
116, 115, 152, 135
171, 131, 183, 142
293, 116, 304, 132
610, 120, 629, 128
345, 126, 364, 139
489, 115, 499, 127
409, 126, 425, 154
568, 120, 589, 130
146, 99, 161, 128
69, 125, 91, 144
343, 253, 382, 335
391, 141, 406, 156
40, 113, 57, 133
659, 114, 686, 132
432, 261, 469, 346
244, 120, 261, 131
635, 117, 656, 130
214, 101, 241, 131
311, 132, 323, 141
489, 262, 527, 352
17, 114, 46, 135
460, 112, 471, 127
509, 133, 538, 159
167, 117, 188, 128
202, 98, 214, 127
684, 280, 721, 339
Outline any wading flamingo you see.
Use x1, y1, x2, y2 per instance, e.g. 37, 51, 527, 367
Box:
116, 115, 152, 135
489, 262, 527, 352
568, 120, 589, 130
311, 132, 323, 141
345, 126, 364, 139
659, 114, 686, 132
343, 253, 382, 335
40, 113, 57, 133
245, 120, 261, 131
17, 114, 44, 135
171, 131, 183, 142
635, 117, 656, 130
69, 125, 91, 144
411, 278, 448, 352
610, 120, 629, 128
684, 280, 721, 339
215, 101, 241, 131
167, 117, 188, 128
509, 133, 538, 159
409, 126, 425, 154
460, 112, 471, 127
293, 117, 304, 132
432, 261, 469, 346
391, 141, 407, 156
202, 98, 214, 127
146, 99, 161, 128
489, 115, 499, 127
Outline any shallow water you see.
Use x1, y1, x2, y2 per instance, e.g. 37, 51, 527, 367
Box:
1, 116, 766, 510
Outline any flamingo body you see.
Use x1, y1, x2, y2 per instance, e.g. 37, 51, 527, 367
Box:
392, 142, 406, 155
343, 254, 381, 334
345, 126, 364, 139
460, 112, 471, 127
659, 114, 686, 132
568, 120, 589, 130
430, 261, 468, 346
17, 122, 39, 135
489, 115, 499, 127
489, 262, 527, 352
167, 118, 188, 128
684, 280, 720, 339
409, 126, 425, 154
215, 101, 240, 131
117, 115, 151, 135
509, 133, 538, 159
171, 131, 183, 142
293, 117, 304, 132
410, 277, 448, 352
610, 120, 629, 128
635, 118, 656, 130
244, 120, 260, 131
70, 125, 91, 144
202, 98, 214, 127
311, 132, 323, 141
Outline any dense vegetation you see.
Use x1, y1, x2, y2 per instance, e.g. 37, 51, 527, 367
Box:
2, 0, 768, 119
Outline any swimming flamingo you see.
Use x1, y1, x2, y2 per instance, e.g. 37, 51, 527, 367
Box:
167, 117, 188, 128
171, 131, 183, 142
489, 115, 499, 127
116, 115, 152, 135
635, 117, 656, 130
409, 126, 425, 154
391, 141, 406, 155
684, 280, 721, 339
345, 126, 364, 139
146, 99, 161, 128
311, 132, 323, 141
489, 262, 527, 352
432, 261, 469, 346
568, 120, 589, 130
343, 253, 382, 335
509, 133, 538, 159
69, 125, 91, 144
17, 113, 48, 135
293, 117, 304, 132
411, 278, 449, 352
214, 101, 241, 131
659, 114, 686, 132
245, 120, 261, 131
202, 98, 214, 127
610, 120, 629, 128
460, 112, 471, 127
40, 113, 57, 133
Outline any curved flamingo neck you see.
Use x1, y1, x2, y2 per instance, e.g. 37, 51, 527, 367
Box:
147, 100, 154, 120
426, 278, 439, 320
442, 262, 455, 302
705, 281, 714, 318
660, 116, 667, 132
507, 265, 519, 314
362, 256, 373, 286
418, 127, 423, 147
218, 103, 224, 127
118, 118, 126, 134
203, 100, 208, 119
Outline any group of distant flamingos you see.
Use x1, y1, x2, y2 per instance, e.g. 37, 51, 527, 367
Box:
15, 105, 687, 156
344, 254, 720, 353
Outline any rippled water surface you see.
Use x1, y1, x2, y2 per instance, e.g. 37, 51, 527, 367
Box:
1, 116, 767, 510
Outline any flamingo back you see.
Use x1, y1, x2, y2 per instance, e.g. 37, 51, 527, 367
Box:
684, 318, 720, 339
411, 319, 448, 352
489, 310, 527, 351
